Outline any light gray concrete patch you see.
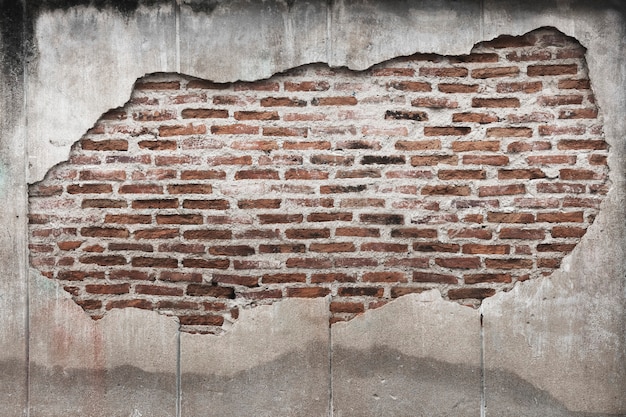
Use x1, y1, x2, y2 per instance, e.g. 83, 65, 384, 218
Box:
179, 0, 329, 82
28, 272, 178, 417
481, 2, 626, 414
0, 7, 28, 413
332, 291, 481, 416
328, 0, 483, 69
181, 297, 330, 417
27, 3, 177, 183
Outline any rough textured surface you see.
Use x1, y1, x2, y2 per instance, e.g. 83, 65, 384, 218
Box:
181, 297, 330, 416
29, 273, 178, 417
331, 291, 481, 416
0, 1, 28, 414
28, 28, 608, 334
0, 0, 623, 415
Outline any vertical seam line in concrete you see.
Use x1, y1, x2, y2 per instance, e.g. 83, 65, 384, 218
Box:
176, 326, 181, 417
23, 0, 30, 415
481, 0, 485, 40
326, 0, 332, 66
175, 0, 181, 73
480, 313, 486, 417
329, 313, 333, 417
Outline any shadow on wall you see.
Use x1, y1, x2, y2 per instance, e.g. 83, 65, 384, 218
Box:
28, 27, 608, 334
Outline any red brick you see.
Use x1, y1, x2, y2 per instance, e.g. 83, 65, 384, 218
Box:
160, 271, 202, 282
261, 97, 307, 107
527, 155, 576, 165
479, 184, 525, 197
452, 112, 498, 123
424, 127, 471, 136
159, 124, 206, 137
67, 184, 113, 194
105, 214, 151, 224
183, 258, 230, 269
422, 185, 471, 196
527, 64, 577, 76
472, 66, 519, 78
500, 228, 545, 240
210, 274, 258, 287
413, 242, 460, 253
183, 199, 230, 210
391, 287, 429, 298
419, 67, 468, 77
179, 315, 224, 326
463, 155, 509, 166
538, 95, 583, 106
464, 273, 511, 284
395, 140, 440, 151
234, 81, 279, 91
286, 287, 331, 298
234, 111, 279, 121
330, 301, 365, 314
285, 81, 330, 91
209, 245, 255, 256
81, 227, 129, 238
371, 67, 415, 76
558, 79, 590, 90
487, 212, 534, 223
386, 81, 432, 92
560, 169, 602, 180
119, 184, 163, 194
81, 139, 128, 151
487, 127, 532, 137
211, 124, 259, 135
557, 139, 607, 150
536, 211, 584, 223
498, 169, 546, 180
130, 228, 177, 240
311, 273, 356, 283
132, 257, 178, 268
235, 170, 279, 180
337, 287, 384, 297
438, 83, 479, 93
85, 283, 130, 295
496, 81, 542, 93
259, 244, 306, 254
485, 258, 533, 269
438, 170, 486, 180
361, 242, 407, 253
448, 288, 496, 300
411, 97, 458, 108
551, 226, 586, 238
363, 272, 407, 283
413, 271, 457, 284
183, 229, 232, 240
181, 108, 228, 119
156, 214, 203, 225
258, 214, 303, 224
262, 273, 306, 284
463, 244, 509, 255
263, 127, 308, 137
559, 109, 598, 119
286, 257, 333, 269
472, 98, 520, 108
312, 96, 357, 106
537, 243, 577, 252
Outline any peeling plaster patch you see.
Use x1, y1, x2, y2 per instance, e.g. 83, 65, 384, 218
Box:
27, 27, 609, 334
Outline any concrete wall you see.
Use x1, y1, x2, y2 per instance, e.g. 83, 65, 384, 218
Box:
0, 0, 624, 415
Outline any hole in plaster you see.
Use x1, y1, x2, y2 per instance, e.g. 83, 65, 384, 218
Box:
28, 27, 609, 334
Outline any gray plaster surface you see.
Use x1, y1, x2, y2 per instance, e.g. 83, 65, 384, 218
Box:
27, 3, 177, 182
480, 2, 626, 415
28, 273, 178, 416
331, 291, 481, 416
181, 298, 330, 416
0, 4, 28, 414
0, 0, 622, 415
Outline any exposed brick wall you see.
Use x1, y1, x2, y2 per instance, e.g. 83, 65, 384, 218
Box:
28, 28, 608, 333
